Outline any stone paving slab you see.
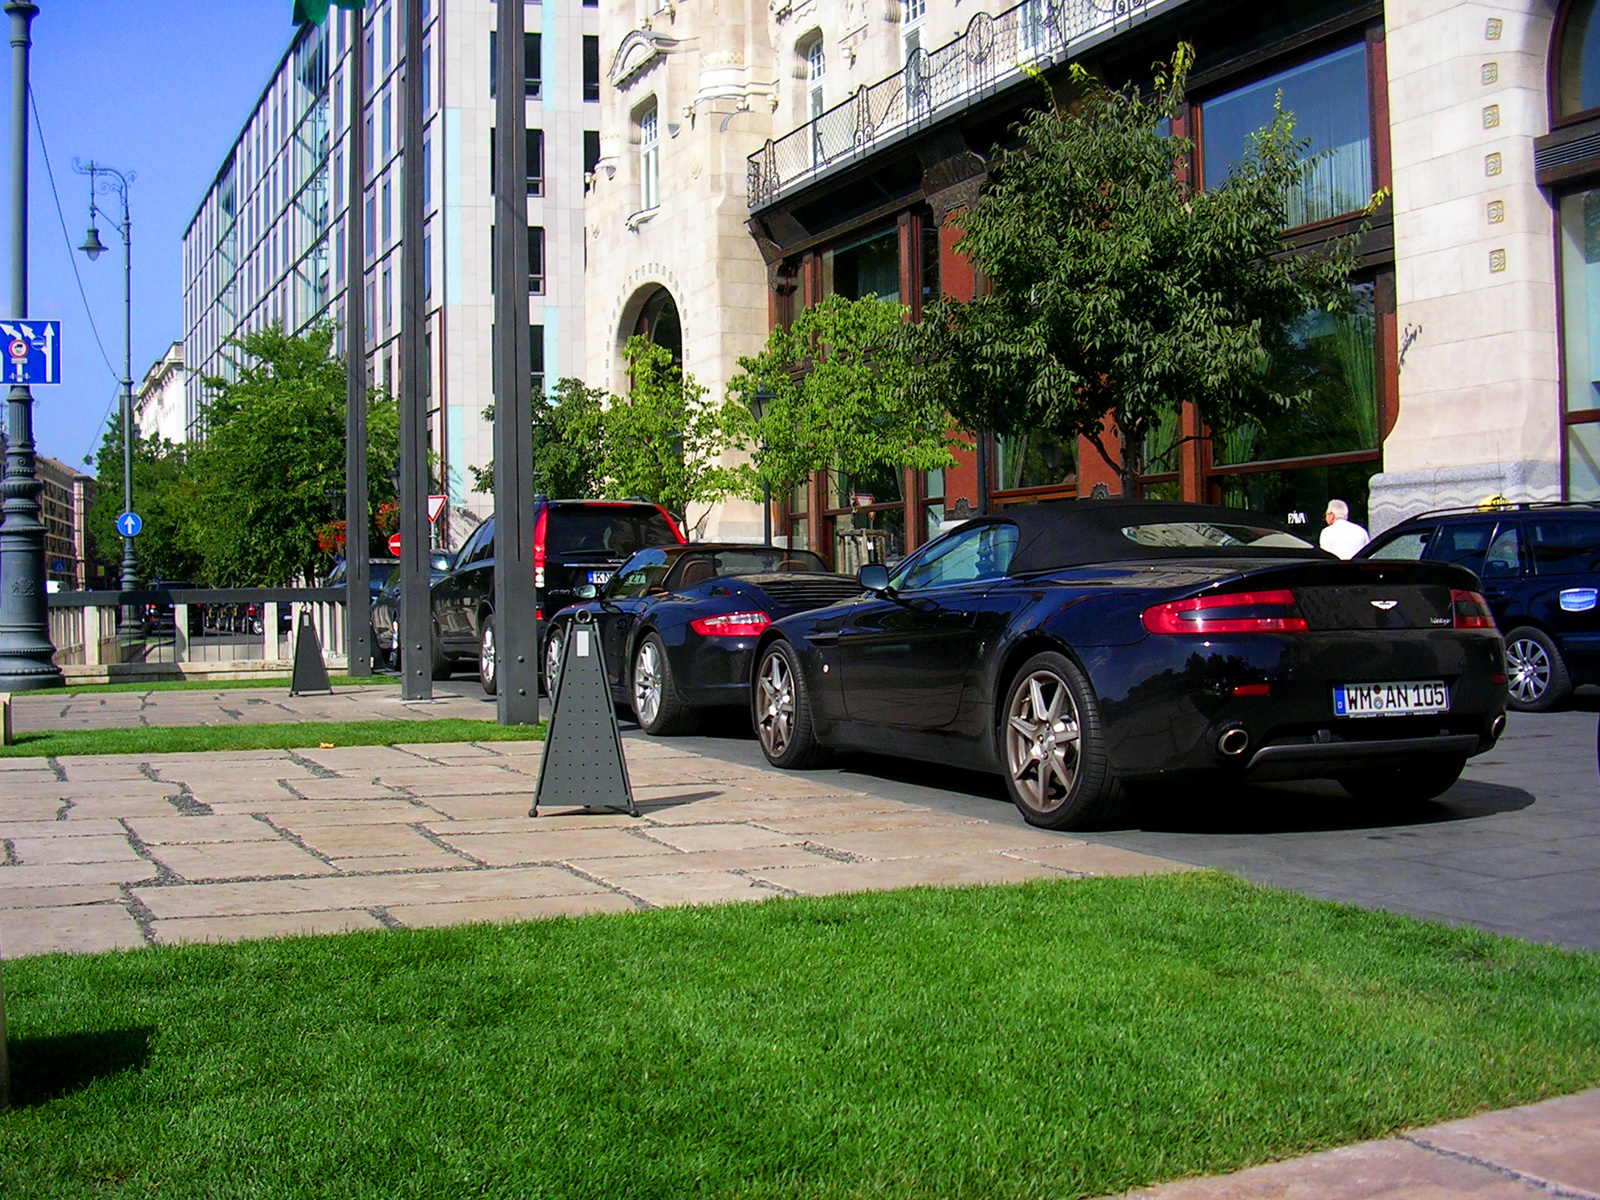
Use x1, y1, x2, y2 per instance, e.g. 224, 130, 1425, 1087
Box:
1113, 1089, 1600, 1200
0, 715, 1198, 958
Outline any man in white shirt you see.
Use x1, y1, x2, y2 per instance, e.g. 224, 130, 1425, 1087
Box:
1319, 499, 1370, 559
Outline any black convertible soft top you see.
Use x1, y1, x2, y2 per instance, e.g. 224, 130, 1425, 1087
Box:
954, 499, 1333, 574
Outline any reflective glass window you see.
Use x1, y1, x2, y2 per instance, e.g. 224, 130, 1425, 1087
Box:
1200, 41, 1370, 227
894, 522, 1018, 590
822, 228, 900, 302
1558, 0, 1600, 117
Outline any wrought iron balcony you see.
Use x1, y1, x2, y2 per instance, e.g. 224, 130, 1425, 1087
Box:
747, 0, 1169, 209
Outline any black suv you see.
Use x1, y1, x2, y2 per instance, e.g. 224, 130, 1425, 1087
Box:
429, 499, 685, 693
1359, 503, 1600, 711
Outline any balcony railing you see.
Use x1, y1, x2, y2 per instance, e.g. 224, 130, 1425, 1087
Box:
748, 0, 1166, 208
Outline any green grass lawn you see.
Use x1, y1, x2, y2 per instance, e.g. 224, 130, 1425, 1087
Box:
47, 675, 397, 696
3, 873, 1598, 1199
0, 719, 542, 758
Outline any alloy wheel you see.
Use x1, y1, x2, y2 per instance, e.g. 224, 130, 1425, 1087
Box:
1506, 636, 1550, 704
479, 623, 496, 690
756, 651, 796, 758
1004, 669, 1082, 815
634, 640, 663, 727
545, 627, 564, 698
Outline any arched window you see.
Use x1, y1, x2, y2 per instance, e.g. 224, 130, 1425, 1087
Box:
1557, 0, 1600, 119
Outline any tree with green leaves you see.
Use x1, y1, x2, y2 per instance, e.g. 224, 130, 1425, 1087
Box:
606, 336, 755, 534
913, 47, 1369, 496
185, 324, 399, 585
728, 293, 961, 494
469, 377, 606, 499
85, 415, 203, 585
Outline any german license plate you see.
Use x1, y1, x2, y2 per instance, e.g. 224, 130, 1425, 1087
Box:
1333, 680, 1449, 718
587, 570, 612, 586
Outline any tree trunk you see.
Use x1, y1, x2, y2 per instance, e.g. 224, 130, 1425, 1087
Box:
1118, 423, 1140, 498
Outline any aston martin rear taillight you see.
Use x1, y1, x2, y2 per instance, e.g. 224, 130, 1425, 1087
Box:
1451, 589, 1496, 629
690, 611, 771, 637
1142, 589, 1308, 635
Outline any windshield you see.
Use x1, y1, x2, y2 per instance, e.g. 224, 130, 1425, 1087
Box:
605, 550, 673, 599
1119, 522, 1316, 551
547, 507, 682, 557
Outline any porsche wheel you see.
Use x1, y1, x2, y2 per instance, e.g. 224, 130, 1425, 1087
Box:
543, 624, 564, 699
632, 633, 699, 735
479, 614, 498, 696
753, 640, 828, 769
1000, 651, 1127, 830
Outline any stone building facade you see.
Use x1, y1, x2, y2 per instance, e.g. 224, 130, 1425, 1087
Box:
134, 341, 190, 446
586, 0, 1600, 560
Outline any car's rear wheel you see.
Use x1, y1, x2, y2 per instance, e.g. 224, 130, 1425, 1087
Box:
753, 640, 828, 768
543, 623, 564, 699
1000, 651, 1128, 830
479, 613, 498, 696
1337, 755, 1467, 803
1504, 626, 1571, 712
633, 633, 699, 735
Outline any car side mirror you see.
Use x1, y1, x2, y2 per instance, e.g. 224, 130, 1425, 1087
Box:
576, 583, 598, 600
858, 564, 891, 594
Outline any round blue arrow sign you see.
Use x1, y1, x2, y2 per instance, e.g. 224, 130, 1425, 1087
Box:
117, 511, 143, 538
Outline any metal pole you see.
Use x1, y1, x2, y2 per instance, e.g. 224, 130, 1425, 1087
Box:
344, 6, 371, 676
398, 0, 431, 700
0, 0, 60, 691
763, 480, 772, 544
492, 0, 537, 723
118, 179, 134, 599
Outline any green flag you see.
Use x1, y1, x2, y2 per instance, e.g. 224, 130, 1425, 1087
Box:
293, 0, 364, 26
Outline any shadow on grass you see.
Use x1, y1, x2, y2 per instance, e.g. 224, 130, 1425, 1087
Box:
6, 1027, 153, 1108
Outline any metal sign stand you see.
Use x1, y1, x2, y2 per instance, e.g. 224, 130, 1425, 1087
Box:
532, 611, 636, 817
289, 610, 332, 697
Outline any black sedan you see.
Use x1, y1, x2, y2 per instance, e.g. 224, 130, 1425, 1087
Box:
545, 544, 864, 734
751, 500, 1510, 831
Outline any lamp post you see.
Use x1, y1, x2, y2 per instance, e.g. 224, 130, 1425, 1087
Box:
0, 0, 62, 693
749, 387, 774, 545
73, 158, 137, 608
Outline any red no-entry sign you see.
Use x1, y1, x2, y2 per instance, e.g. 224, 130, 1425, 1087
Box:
388, 533, 402, 556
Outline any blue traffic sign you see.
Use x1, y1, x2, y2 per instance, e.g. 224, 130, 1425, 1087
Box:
0, 319, 61, 385
117, 512, 142, 538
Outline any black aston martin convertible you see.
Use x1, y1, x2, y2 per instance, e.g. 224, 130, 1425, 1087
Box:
544, 544, 864, 733
751, 500, 1510, 830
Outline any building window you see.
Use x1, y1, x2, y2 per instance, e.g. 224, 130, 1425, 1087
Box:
382, 10, 391, 72
526, 128, 544, 195
423, 138, 431, 207
382, 265, 392, 330
993, 432, 1077, 496
529, 323, 545, 396
382, 181, 392, 245
584, 129, 601, 178
639, 102, 660, 210
364, 192, 375, 258
806, 37, 827, 164
583, 35, 600, 102
1199, 41, 1371, 229
1560, 189, 1600, 497
422, 43, 432, 112
382, 93, 391, 159
1558, 0, 1600, 118
364, 279, 376, 343
822, 227, 899, 301
528, 225, 545, 294
364, 115, 373, 174
489, 31, 497, 98
424, 232, 433, 300
525, 33, 542, 98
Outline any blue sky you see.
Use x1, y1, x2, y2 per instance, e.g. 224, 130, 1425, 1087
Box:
0, 1, 293, 471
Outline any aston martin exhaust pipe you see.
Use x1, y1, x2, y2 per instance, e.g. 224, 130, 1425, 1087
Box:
1490, 713, 1507, 743
1217, 727, 1250, 758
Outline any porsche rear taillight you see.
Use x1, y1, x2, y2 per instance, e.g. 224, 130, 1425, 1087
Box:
533, 507, 547, 589
1451, 589, 1495, 629
690, 611, 771, 637
1142, 589, 1308, 635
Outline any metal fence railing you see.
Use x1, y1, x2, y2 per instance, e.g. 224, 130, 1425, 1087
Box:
747, 0, 1163, 208
46, 588, 348, 674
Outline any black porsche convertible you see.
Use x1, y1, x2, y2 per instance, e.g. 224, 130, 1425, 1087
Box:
751, 500, 1511, 830
544, 544, 864, 734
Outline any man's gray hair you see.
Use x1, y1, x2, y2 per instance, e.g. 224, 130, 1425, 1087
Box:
1326, 499, 1349, 520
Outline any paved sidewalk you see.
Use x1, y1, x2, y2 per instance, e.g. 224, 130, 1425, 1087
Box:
0, 735, 1184, 958
1116, 1087, 1600, 1200
9, 681, 487, 731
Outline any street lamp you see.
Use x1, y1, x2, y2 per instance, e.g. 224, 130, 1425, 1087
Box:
73, 158, 137, 610
749, 386, 774, 545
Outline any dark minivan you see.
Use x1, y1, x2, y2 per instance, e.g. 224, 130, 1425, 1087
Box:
429, 499, 685, 693
1359, 503, 1600, 710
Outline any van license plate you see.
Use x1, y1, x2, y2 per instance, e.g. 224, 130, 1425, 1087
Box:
588, 571, 612, 585
1333, 681, 1448, 718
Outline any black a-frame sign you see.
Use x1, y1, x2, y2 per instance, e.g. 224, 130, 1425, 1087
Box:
533, 610, 636, 817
